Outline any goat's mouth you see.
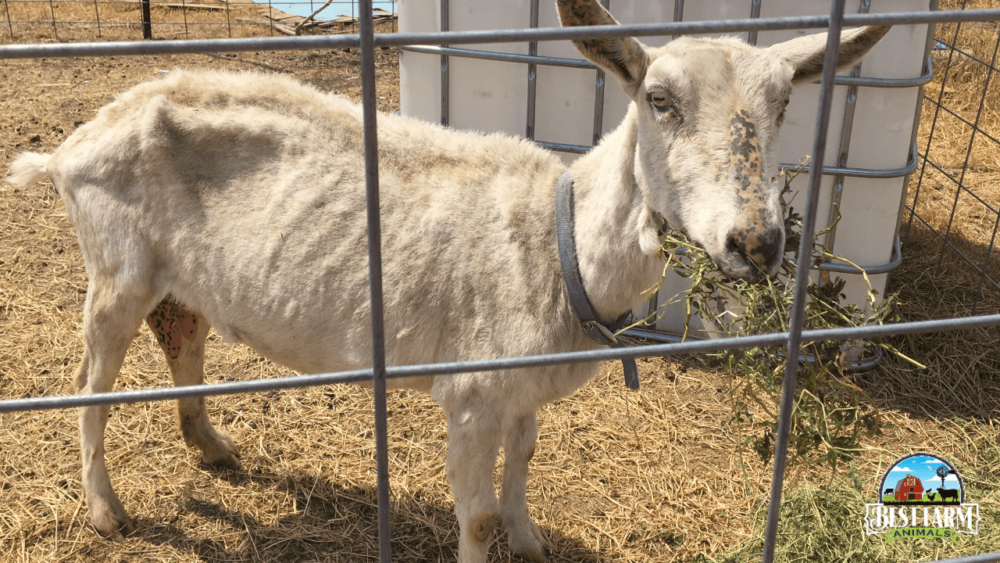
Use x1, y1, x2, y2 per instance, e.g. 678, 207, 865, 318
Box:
710, 226, 784, 281
711, 246, 782, 283
714, 256, 766, 282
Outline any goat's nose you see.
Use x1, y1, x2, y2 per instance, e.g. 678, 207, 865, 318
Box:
726, 227, 783, 270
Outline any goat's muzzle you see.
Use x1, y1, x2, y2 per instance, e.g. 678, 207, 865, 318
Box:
715, 226, 784, 281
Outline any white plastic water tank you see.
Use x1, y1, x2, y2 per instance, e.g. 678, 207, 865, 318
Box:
398, 0, 932, 341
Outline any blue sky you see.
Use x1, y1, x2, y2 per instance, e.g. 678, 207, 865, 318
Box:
883, 455, 961, 493
258, 0, 397, 21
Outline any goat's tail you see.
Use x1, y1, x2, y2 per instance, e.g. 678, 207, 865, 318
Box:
5, 152, 52, 186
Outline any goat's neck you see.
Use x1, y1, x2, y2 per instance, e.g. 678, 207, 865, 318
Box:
567, 104, 665, 321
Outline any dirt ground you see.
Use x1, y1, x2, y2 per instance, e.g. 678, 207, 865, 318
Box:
2, 6, 1000, 563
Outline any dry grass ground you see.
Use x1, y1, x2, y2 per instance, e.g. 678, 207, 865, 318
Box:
1, 3, 1000, 563
0, 0, 374, 43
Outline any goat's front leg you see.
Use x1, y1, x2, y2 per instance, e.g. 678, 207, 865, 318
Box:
500, 412, 551, 562
146, 301, 239, 469
446, 409, 502, 563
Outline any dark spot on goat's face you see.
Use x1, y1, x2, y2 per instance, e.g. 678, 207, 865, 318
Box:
713, 108, 784, 279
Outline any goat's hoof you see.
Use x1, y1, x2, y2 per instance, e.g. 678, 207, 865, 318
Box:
474, 514, 499, 542
507, 518, 551, 563
201, 432, 241, 469
91, 502, 134, 542
203, 451, 241, 470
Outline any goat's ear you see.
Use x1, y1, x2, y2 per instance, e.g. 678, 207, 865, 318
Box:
767, 25, 890, 85
556, 0, 650, 99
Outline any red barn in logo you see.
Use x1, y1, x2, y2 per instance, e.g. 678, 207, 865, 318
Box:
894, 474, 924, 501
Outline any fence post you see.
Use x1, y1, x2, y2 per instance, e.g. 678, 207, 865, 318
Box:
358, 0, 393, 561
761, 0, 847, 561
140, 0, 152, 39
3, 0, 14, 40
47, 0, 58, 40
93, 0, 102, 38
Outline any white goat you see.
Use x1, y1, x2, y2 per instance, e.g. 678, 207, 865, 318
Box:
5, 1, 888, 560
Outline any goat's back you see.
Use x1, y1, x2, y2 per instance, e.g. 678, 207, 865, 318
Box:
39, 70, 591, 398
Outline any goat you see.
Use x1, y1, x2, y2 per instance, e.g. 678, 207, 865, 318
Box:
4, 1, 888, 561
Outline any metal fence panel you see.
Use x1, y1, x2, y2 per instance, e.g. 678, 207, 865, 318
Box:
2, 3, 1000, 562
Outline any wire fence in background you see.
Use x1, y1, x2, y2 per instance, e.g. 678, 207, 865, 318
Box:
3, 4, 1000, 563
0, 0, 395, 41
905, 2, 1000, 315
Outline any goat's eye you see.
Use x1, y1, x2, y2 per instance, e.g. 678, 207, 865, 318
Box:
647, 91, 675, 113
776, 98, 790, 125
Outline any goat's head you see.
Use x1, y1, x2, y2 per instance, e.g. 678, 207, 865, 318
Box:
557, 0, 889, 280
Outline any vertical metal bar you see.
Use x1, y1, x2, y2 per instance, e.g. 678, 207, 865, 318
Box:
904, 0, 968, 246
267, 0, 274, 36
936, 28, 1000, 269
224, 0, 232, 38
591, 69, 606, 145
748, 0, 762, 45
671, 0, 684, 40
47, 0, 58, 40
893, 0, 938, 250
761, 1, 847, 561
358, 0, 392, 561
440, 0, 449, 126
525, 0, 539, 140
93, 0, 102, 38
181, 0, 189, 39
4, 0, 15, 39
824, 0, 869, 254
141, 0, 152, 39
648, 0, 679, 324
590, 0, 610, 145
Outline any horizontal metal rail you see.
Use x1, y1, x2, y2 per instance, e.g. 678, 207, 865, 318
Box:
3, 19, 273, 26
932, 553, 1000, 563
399, 46, 933, 89
781, 141, 919, 179
2, 10, 1000, 59
623, 328, 886, 372
814, 234, 902, 275
535, 139, 590, 154
2, 313, 1000, 414
400, 44, 594, 69
833, 54, 934, 88
538, 137, 918, 181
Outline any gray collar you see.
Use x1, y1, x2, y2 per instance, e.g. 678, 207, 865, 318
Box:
555, 171, 639, 390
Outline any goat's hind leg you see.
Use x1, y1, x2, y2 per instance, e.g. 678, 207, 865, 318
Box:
146, 299, 239, 469
75, 283, 157, 541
